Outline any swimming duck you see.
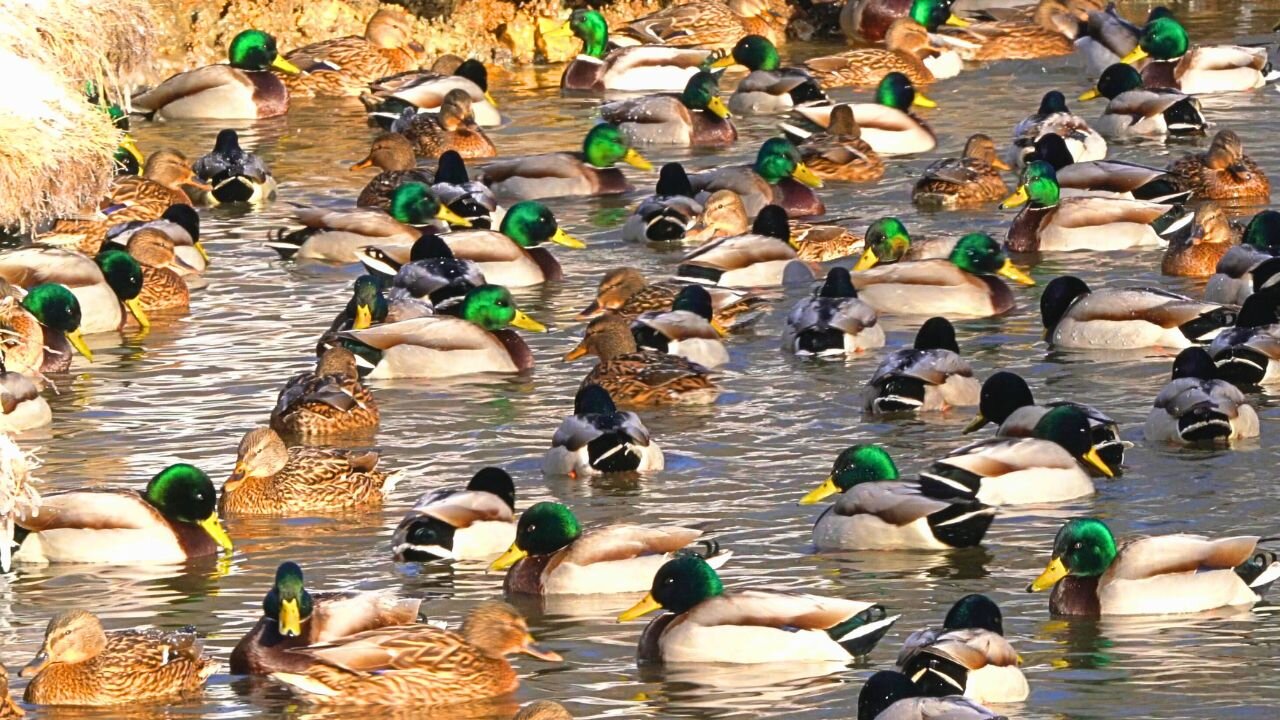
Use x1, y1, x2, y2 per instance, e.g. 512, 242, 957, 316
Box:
478, 123, 651, 200
857, 670, 1003, 720
1073, 2, 1145, 75
105, 205, 208, 275
515, 701, 574, 720
190, 129, 277, 205
1122, 15, 1271, 95
0, 361, 50, 432
782, 105, 885, 183
352, 133, 436, 210
1078, 62, 1207, 139
552, 9, 711, 92
933, 0, 1077, 61
804, 18, 940, 89
1210, 287, 1280, 386
600, 71, 736, 147
0, 247, 149, 334
1040, 275, 1234, 350
281, 8, 424, 97
1027, 133, 1189, 202
0, 283, 93, 375
619, 554, 899, 662
397, 89, 497, 159
431, 151, 502, 228
101, 151, 206, 222
20, 610, 214, 706
896, 594, 1028, 703
361, 59, 501, 127
689, 139, 825, 217
1204, 210, 1280, 304
852, 217, 955, 268
862, 317, 980, 413
619, 0, 785, 50
1162, 202, 1239, 278
790, 223, 864, 262
622, 163, 705, 242
1144, 347, 1259, 445
0, 662, 18, 718
711, 35, 827, 115
1008, 90, 1107, 166
852, 232, 1034, 318
794, 73, 937, 156
1027, 517, 1280, 615
841, 0, 970, 44
631, 285, 729, 367
391, 467, 517, 562
799, 445, 995, 550
230, 561, 424, 674
676, 205, 817, 286
271, 347, 379, 437
1167, 130, 1270, 203
543, 384, 664, 477
269, 602, 560, 705
912, 134, 1010, 209
315, 275, 392, 352
356, 234, 484, 308
578, 266, 768, 330
563, 315, 719, 406
784, 267, 885, 355
439, 201, 583, 287
126, 230, 191, 315
133, 30, 300, 119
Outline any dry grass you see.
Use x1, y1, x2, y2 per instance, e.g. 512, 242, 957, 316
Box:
0, 433, 40, 572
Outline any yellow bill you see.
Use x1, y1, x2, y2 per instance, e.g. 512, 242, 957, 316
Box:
622, 147, 653, 170
551, 227, 586, 249
543, 19, 574, 39
199, 512, 234, 552
799, 476, 840, 505
853, 247, 879, 272
354, 303, 374, 330
194, 241, 210, 264
562, 340, 589, 362
946, 14, 971, 27
272, 56, 302, 75
709, 54, 737, 69
990, 157, 1012, 171
125, 297, 150, 329
1120, 46, 1148, 65
1028, 556, 1068, 592
435, 205, 472, 227
1078, 87, 1103, 102
1083, 446, 1115, 478
66, 328, 93, 362
705, 95, 731, 120
489, 543, 528, 571
618, 592, 663, 621
485, 91, 499, 107
511, 310, 547, 333
119, 135, 144, 167
791, 162, 823, 188
998, 259, 1036, 286
278, 598, 302, 637
710, 318, 729, 337
912, 93, 938, 109
1000, 186, 1030, 209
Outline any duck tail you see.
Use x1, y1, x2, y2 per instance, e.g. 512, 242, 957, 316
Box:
1214, 346, 1269, 387
926, 500, 997, 549
380, 470, 405, 496
1175, 403, 1233, 443
1236, 549, 1280, 595
1177, 306, 1237, 344
1154, 204, 1196, 237
868, 375, 927, 413
265, 227, 316, 260
1163, 98, 1209, 137
829, 605, 900, 657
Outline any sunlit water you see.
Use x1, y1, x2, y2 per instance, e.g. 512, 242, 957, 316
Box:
3, 1, 1280, 718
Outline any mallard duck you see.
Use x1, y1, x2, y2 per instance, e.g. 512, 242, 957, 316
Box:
282, 8, 424, 97
20, 610, 214, 706
799, 445, 995, 550
352, 132, 436, 209
391, 467, 516, 562
804, 18, 939, 88
339, 284, 546, 378
355, 235, 484, 309
852, 217, 954, 269
0, 662, 19, 718
862, 317, 980, 413
622, 163, 705, 242
0, 360, 50, 432
619, 554, 899, 661
1210, 286, 1280, 386
362, 60, 501, 128
578, 266, 768, 330
852, 232, 1034, 318
543, 384, 664, 477
551, 9, 712, 92
1162, 202, 1238, 277
619, 0, 784, 50
1144, 347, 1259, 444
315, 276, 391, 353
676, 205, 817, 287
189, 129, 277, 205
912, 134, 1010, 209
106, 205, 207, 275
784, 267, 885, 355
690, 138, 825, 217
438, 201, 583, 287
1008, 90, 1106, 166
230, 561, 423, 675
1040, 275, 1234, 350
126, 230, 191, 315
792, 222, 863, 262
1028, 517, 1280, 615
12, 463, 230, 564
1122, 15, 1270, 95
1027, 133, 1189, 202
896, 595, 1028, 703
101, 151, 206, 222
397, 89, 497, 159
600, 70, 736, 147
857, 670, 1003, 720
221, 427, 396, 515
563, 315, 719, 406
133, 30, 300, 119
0, 247, 148, 334
271, 347, 379, 437
515, 701, 573, 720
270, 602, 560, 705
0, 283, 93, 374
711, 35, 827, 115
782, 105, 885, 183
478, 123, 651, 200
841, 0, 970, 44
1079, 63, 1207, 139
794, 73, 937, 156
918, 405, 1113, 505
933, 0, 1077, 61
1167, 130, 1270, 203
1205, 210, 1280, 304
431, 151, 501, 228
632, 285, 728, 367
1073, 2, 1144, 75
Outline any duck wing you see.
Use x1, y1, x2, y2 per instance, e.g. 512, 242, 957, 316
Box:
1110, 533, 1258, 580
133, 65, 253, 112
561, 523, 702, 565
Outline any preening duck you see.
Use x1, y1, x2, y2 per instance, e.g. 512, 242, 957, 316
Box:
552, 9, 711, 92
1204, 210, 1280, 305
794, 72, 938, 156
857, 670, 1004, 720
1040, 275, 1235, 350
190, 129, 277, 205
600, 71, 737, 147
783, 267, 886, 355
912, 134, 1010, 209
1007, 90, 1106, 167
895, 594, 1028, 703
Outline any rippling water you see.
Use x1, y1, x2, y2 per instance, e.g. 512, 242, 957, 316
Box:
4, 1, 1280, 718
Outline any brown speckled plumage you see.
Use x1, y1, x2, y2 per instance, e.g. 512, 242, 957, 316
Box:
0, 663, 21, 718
1168, 130, 1270, 203
566, 316, 718, 406
284, 9, 425, 98
271, 348, 380, 437
401, 91, 497, 159
352, 133, 435, 210
913, 134, 1010, 208
128, 230, 190, 314
221, 427, 391, 515
1162, 202, 1241, 277
581, 267, 767, 331
795, 105, 885, 183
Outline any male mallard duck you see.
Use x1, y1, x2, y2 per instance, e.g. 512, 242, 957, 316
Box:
352, 132, 436, 209
804, 18, 939, 88
133, 30, 300, 119
20, 610, 214, 706
543, 384, 664, 477
12, 463, 230, 564
282, 8, 424, 97
711, 35, 827, 115
126, 230, 191, 315
578, 266, 767, 331
1008, 90, 1106, 166
690, 139, 825, 217
1027, 517, 1280, 615
431, 151, 501, 228
1073, 2, 1145, 75
190, 129, 277, 205
619, 554, 898, 661
676, 205, 817, 286
391, 467, 516, 562
896, 594, 1028, 703
552, 9, 711, 92
852, 217, 955, 268
1078, 62, 1207, 139
1167, 130, 1270, 203
862, 317, 980, 413
912, 134, 1010, 209
852, 232, 1034, 318
1162, 202, 1238, 277
106, 205, 207, 275
841, 0, 969, 44
794, 72, 937, 156
478, 123, 651, 199
919, 405, 1114, 505
397, 89, 497, 159
622, 163, 705, 242
315, 276, 392, 355
490, 501, 728, 595
0, 247, 148, 334
0, 362, 51, 432
784, 267, 884, 355
355, 235, 484, 307
1028, 133, 1189, 202
799, 445, 995, 550
1210, 286, 1280, 386
222, 427, 396, 514
230, 561, 423, 674
858, 670, 1003, 720
600, 71, 736, 147
620, 0, 785, 50
439, 201, 583, 287
1040, 275, 1234, 350
271, 347, 379, 437
1122, 15, 1270, 95
339, 284, 546, 378
632, 285, 728, 367
1205, 210, 1280, 304
362, 59, 501, 128
270, 602, 560, 705
0, 283, 93, 375
782, 105, 885, 183
563, 316, 719, 406
1144, 347, 1259, 444
933, 0, 1077, 61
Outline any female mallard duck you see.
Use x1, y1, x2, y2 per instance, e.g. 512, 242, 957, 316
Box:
1028, 133, 1188, 202
858, 671, 1003, 720
896, 595, 1027, 703
101, 150, 206, 223
516, 701, 573, 720
1167, 130, 1270, 203
339, 284, 546, 378
711, 35, 827, 115
1008, 91, 1107, 167
622, 163, 704, 242
1145, 347, 1259, 444
352, 132, 436, 209
0, 283, 93, 374
491, 501, 728, 595
619, 554, 899, 661
356, 235, 484, 307
578, 266, 768, 330
12, 463, 231, 564
1205, 210, 1280, 304
439, 201, 583, 287
852, 217, 955, 268
791, 222, 863, 262
620, 0, 784, 50
918, 405, 1114, 505
398, 89, 497, 159
1079, 62, 1207, 139
784, 267, 885, 355
543, 384, 664, 477
20, 610, 214, 706
0, 662, 19, 718
478, 123, 651, 199
799, 445, 995, 550
552, 9, 711, 92
852, 232, 1035, 318
690, 139, 825, 217
271, 347, 379, 437
794, 73, 937, 156
106, 205, 208, 275
933, 0, 1077, 61
363, 59, 501, 128
861, 316, 980, 413
391, 467, 516, 562
126, 230, 191, 315
632, 285, 729, 367
841, 0, 969, 44
282, 8, 424, 97
1210, 287, 1280, 386
190, 129, 277, 205
563, 316, 719, 406
1122, 15, 1270, 95
0, 247, 149, 334
1028, 517, 1280, 615
912, 134, 1010, 209
676, 205, 817, 287
599, 70, 736, 147
230, 561, 423, 674
1040, 275, 1234, 350
133, 30, 300, 119
1162, 202, 1238, 277
782, 104, 885, 183
222, 427, 396, 515
0, 362, 51, 432
804, 18, 938, 88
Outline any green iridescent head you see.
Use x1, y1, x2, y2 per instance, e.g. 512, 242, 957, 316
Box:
569, 9, 610, 58
458, 284, 546, 333
681, 71, 730, 119
1243, 210, 1280, 252
1002, 160, 1060, 209
263, 561, 314, 637
728, 35, 780, 71
1133, 16, 1190, 61
583, 123, 652, 170
1029, 517, 1118, 591
512, 502, 583, 556
800, 445, 899, 505
349, 275, 388, 330
754, 138, 822, 188
388, 182, 469, 227
499, 201, 585, 249
853, 217, 911, 270
1033, 405, 1114, 477
909, 0, 958, 30
228, 30, 297, 72
641, 554, 725, 615
1094, 63, 1145, 100
876, 72, 935, 110
22, 283, 82, 334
